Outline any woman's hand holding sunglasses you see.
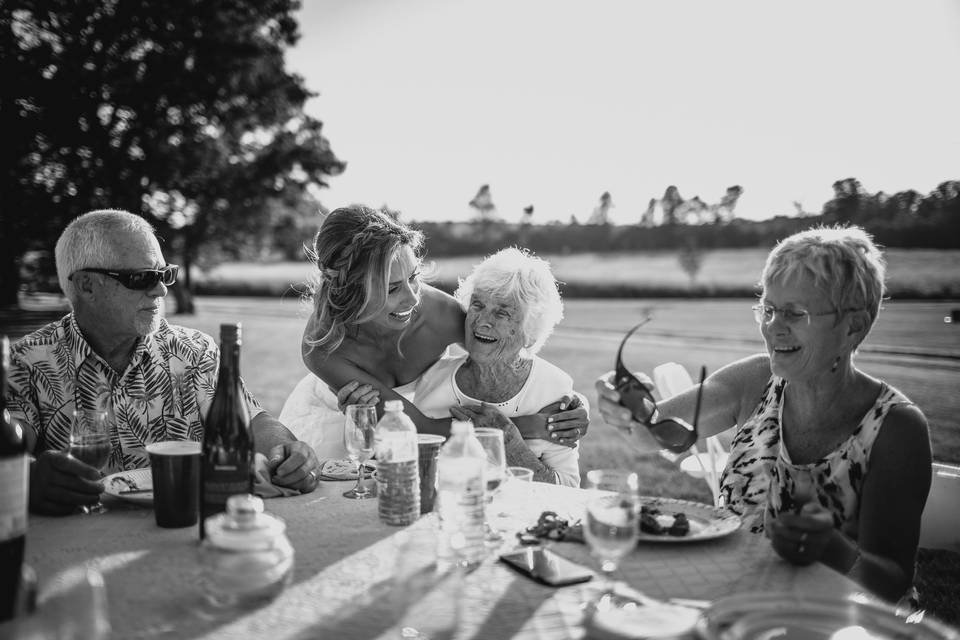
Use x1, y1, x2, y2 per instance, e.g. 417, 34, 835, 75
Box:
595, 370, 657, 435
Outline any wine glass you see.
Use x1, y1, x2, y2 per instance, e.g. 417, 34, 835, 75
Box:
342, 404, 378, 499
68, 409, 113, 514
582, 469, 640, 598
474, 428, 507, 542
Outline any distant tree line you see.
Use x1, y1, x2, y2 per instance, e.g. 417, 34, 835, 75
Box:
269, 177, 959, 260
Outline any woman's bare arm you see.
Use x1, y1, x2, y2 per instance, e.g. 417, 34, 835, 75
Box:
596, 353, 770, 452
845, 403, 931, 600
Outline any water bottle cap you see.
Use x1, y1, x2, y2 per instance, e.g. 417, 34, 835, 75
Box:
384, 400, 403, 412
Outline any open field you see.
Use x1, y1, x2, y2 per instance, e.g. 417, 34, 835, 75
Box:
198, 248, 960, 298
176, 296, 960, 501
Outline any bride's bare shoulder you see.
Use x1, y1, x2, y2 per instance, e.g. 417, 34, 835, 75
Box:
419, 284, 465, 334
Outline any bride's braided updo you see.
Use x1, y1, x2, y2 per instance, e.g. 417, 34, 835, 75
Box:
306, 205, 424, 353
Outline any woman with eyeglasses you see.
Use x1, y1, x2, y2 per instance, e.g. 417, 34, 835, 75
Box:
595, 225, 931, 604
287, 206, 588, 461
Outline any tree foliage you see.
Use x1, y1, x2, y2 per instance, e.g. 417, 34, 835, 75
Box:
0, 0, 344, 308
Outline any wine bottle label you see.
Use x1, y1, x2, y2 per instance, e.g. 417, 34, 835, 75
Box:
0, 456, 28, 539
203, 466, 251, 512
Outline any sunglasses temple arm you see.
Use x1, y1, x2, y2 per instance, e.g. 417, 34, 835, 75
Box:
691, 365, 707, 431
615, 317, 653, 375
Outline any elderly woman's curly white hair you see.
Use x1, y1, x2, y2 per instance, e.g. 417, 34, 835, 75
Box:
454, 247, 564, 356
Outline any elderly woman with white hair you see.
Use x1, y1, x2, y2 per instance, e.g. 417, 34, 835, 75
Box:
413, 247, 580, 486
595, 225, 931, 603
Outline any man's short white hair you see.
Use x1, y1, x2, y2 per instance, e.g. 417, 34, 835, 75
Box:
55, 209, 156, 304
454, 247, 564, 356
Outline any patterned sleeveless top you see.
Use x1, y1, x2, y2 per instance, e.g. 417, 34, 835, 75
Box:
719, 376, 912, 535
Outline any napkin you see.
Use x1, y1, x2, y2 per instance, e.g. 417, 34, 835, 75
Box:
317, 458, 376, 481
252, 453, 305, 499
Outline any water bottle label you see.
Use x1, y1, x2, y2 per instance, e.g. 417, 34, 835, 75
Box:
375, 432, 417, 462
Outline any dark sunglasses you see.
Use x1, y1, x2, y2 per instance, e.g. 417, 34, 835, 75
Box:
70, 264, 179, 290
613, 320, 706, 454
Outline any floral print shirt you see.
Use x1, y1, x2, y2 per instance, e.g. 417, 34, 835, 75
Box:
7, 314, 262, 473
719, 375, 911, 537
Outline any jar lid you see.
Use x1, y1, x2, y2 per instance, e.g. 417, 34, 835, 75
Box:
205, 494, 287, 550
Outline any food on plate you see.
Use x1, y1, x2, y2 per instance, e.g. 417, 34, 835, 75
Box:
640, 504, 690, 537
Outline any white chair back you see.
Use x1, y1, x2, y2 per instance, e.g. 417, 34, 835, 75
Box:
919, 462, 960, 552
653, 362, 729, 507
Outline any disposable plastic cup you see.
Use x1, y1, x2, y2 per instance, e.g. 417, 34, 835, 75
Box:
417, 434, 446, 513
146, 440, 201, 528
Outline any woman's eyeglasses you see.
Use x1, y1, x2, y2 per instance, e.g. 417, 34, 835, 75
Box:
751, 302, 863, 327
70, 265, 179, 291
613, 319, 705, 454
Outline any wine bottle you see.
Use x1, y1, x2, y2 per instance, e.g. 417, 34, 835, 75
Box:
200, 323, 254, 540
1, 336, 28, 622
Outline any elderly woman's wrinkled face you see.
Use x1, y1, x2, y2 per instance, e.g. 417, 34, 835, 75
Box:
464, 290, 526, 365
760, 273, 851, 381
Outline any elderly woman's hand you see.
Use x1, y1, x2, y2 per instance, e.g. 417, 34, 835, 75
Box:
450, 403, 515, 433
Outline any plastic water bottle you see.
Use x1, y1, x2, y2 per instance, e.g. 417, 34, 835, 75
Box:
435, 420, 487, 569
375, 400, 420, 525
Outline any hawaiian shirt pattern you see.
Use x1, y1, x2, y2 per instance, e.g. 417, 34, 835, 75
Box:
7, 314, 262, 473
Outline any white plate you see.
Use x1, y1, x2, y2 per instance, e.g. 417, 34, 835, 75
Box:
103, 468, 153, 506
697, 592, 960, 640
637, 497, 741, 543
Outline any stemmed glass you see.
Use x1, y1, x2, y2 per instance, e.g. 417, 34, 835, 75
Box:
343, 404, 378, 499
582, 469, 641, 598
68, 409, 113, 514
474, 428, 507, 543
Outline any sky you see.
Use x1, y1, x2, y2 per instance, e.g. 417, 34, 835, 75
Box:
286, 0, 960, 225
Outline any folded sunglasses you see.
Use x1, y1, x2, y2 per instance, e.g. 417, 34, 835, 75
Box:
613, 319, 706, 454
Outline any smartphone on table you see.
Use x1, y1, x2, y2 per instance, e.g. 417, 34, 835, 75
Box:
499, 547, 594, 587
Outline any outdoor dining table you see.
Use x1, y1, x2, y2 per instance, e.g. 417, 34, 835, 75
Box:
18, 478, 867, 640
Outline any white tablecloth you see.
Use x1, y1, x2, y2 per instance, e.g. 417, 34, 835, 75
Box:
19, 480, 863, 639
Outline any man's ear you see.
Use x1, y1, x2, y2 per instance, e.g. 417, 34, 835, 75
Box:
72, 272, 97, 298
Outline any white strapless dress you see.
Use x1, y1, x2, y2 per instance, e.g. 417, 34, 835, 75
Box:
278, 374, 418, 460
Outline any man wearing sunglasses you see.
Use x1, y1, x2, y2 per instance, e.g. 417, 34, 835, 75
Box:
6, 209, 320, 515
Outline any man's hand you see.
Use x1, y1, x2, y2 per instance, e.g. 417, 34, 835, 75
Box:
540, 394, 589, 448
334, 380, 380, 412
265, 442, 320, 493
29, 451, 103, 516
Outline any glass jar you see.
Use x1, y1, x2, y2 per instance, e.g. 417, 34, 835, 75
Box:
199, 494, 294, 608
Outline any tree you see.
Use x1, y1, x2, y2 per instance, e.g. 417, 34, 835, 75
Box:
822, 178, 868, 225
468, 184, 497, 221
0, 0, 344, 308
587, 191, 613, 225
